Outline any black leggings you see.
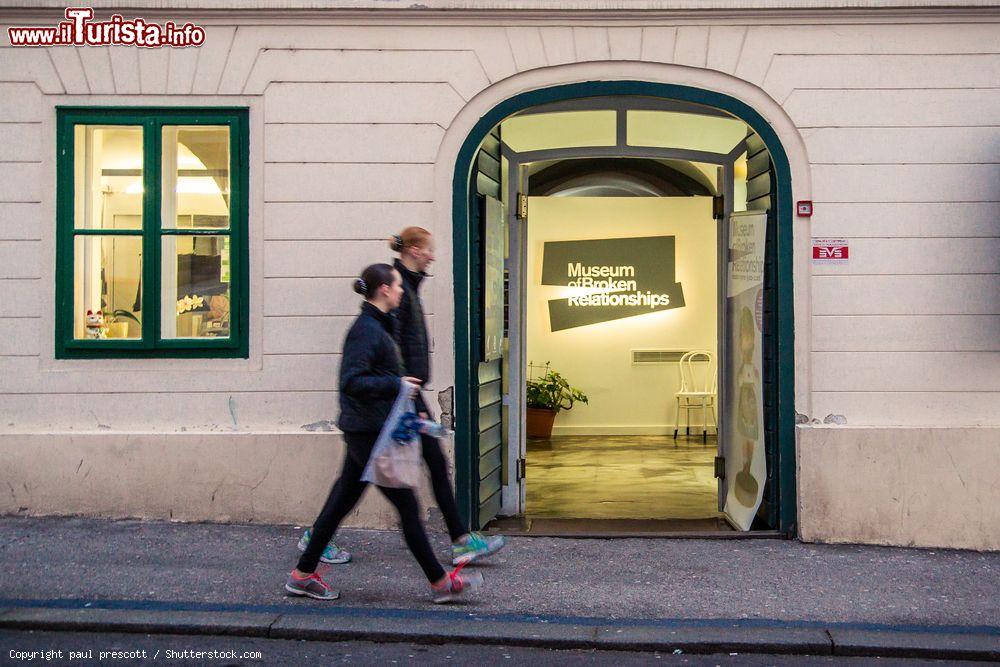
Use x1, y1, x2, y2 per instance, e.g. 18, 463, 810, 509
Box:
415, 393, 468, 542
421, 433, 468, 542
297, 432, 446, 583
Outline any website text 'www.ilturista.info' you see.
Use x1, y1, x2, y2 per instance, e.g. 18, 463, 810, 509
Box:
8, 7, 206, 47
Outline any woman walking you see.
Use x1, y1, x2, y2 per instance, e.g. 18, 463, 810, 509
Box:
285, 263, 484, 603
389, 227, 507, 565
300, 228, 506, 567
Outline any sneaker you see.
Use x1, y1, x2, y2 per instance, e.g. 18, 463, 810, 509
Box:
431, 565, 485, 604
452, 532, 507, 566
284, 570, 340, 601
297, 529, 352, 565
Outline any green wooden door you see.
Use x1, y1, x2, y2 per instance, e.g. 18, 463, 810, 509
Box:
465, 127, 505, 530
746, 130, 780, 530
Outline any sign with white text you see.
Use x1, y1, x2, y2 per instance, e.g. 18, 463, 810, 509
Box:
541, 236, 685, 331
812, 238, 849, 264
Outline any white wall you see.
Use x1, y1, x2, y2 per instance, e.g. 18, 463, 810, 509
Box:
526, 197, 717, 435
0, 8, 998, 536
798, 426, 1000, 551
0, 15, 996, 432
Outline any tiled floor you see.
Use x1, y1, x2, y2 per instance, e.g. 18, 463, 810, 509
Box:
525, 435, 719, 520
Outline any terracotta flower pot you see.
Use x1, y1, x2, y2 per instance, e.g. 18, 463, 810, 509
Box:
526, 407, 557, 439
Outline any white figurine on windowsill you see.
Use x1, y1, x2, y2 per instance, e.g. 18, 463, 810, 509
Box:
85, 310, 107, 339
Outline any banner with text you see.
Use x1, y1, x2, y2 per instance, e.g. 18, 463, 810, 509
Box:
723, 211, 767, 531
541, 236, 685, 331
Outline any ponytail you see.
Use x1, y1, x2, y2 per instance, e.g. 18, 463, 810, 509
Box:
388, 226, 432, 254
353, 263, 396, 299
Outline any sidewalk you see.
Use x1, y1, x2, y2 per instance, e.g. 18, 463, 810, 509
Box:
1, 517, 997, 660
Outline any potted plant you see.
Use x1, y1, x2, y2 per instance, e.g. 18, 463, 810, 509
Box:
525, 363, 588, 439
106, 309, 140, 338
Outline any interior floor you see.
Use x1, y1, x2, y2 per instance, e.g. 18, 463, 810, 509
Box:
526, 435, 719, 521
485, 516, 735, 537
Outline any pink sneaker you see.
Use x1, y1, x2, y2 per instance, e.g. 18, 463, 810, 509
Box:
285, 570, 339, 601
431, 564, 484, 604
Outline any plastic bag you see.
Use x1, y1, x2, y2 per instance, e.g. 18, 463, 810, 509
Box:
361, 382, 425, 489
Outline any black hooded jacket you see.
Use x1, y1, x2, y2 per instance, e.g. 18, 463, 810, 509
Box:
337, 301, 404, 433
393, 258, 430, 384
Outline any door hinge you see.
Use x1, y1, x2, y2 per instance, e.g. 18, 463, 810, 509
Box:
516, 457, 526, 481
712, 195, 725, 220
516, 192, 528, 220
714, 456, 726, 479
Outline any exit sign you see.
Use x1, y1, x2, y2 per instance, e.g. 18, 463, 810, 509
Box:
812, 238, 849, 263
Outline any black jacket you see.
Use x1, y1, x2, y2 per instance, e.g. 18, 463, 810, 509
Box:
393, 258, 431, 384
337, 301, 404, 433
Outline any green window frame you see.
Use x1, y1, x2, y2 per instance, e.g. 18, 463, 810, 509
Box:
55, 107, 249, 359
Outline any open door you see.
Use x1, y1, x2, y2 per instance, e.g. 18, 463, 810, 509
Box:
457, 89, 795, 535
476, 194, 506, 528
466, 191, 506, 530
501, 164, 527, 519
721, 209, 767, 530
462, 122, 506, 530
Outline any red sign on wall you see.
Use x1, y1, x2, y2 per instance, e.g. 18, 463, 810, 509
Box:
812, 238, 849, 264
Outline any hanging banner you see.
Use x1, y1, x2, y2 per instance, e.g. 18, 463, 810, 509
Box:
727, 214, 767, 297
482, 196, 505, 362
723, 211, 767, 531
541, 235, 685, 331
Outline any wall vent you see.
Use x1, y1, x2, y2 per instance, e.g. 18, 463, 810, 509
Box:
631, 349, 685, 365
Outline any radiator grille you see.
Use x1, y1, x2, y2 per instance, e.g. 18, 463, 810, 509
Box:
631, 349, 685, 364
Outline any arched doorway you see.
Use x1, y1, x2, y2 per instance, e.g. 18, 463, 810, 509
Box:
452, 81, 796, 536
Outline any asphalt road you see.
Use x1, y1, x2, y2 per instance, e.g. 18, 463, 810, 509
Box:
0, 631, 983, 667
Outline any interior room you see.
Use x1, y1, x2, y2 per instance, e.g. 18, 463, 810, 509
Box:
525, 195, 719, 522
498, 101, 754, 530
72, 124, 232, 341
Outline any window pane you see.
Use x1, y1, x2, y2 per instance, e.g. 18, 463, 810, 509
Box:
161, 235, 231, 339
501, 111, 617, 152
161, 126, 230, 230
627, 111, 747, 154
73, 126, 143, 230
733, 152, 748, 213
73, 235, 143, 339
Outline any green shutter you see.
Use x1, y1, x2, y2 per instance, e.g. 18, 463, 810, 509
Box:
476, 126, 505, 528
464, 126, 506, 529
746, 129, 780, 530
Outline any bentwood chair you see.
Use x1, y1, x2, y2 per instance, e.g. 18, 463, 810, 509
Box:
673, 350, 717, 443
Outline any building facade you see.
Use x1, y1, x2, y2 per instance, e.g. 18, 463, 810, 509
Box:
1, 0, 997, 550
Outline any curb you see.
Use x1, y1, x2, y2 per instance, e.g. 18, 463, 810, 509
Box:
1, 603, 998, 662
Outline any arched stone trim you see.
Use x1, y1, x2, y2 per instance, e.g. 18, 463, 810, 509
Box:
436, 63, 811, 532
432, 61, 812, 413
